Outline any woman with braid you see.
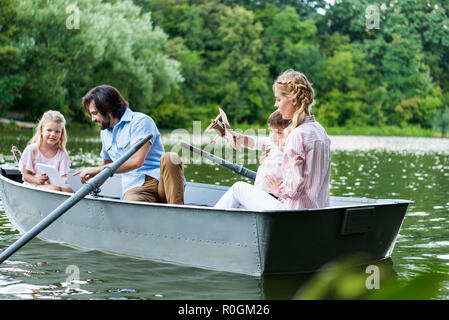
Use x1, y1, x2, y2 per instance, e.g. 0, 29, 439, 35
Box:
214, 69, 331, 210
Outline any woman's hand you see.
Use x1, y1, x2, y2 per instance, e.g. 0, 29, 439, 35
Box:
264, 174, 282, 198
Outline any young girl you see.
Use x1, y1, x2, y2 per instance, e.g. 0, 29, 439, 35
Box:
215, 69, 331, 210
19, 110, 73, 192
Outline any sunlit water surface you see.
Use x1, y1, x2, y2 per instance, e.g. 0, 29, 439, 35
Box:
0, 129, 448, 299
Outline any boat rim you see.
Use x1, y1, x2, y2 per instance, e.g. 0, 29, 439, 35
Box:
0, 165, 413, 215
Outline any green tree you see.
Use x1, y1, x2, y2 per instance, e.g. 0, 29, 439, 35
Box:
316, 33, 379, 127
217, 0, 327, 20
379, 34, 441, 127
263, 6, 324, 88
322, 0, 445, 128
152, 1, 272, 125
0, 0, 24, 116
151, 0, 191, 37
323, 0, 373, 42
214, 5, 270, 123
389, 0, 449, 91
13, 0, 182, 123
253, 4, 280, 30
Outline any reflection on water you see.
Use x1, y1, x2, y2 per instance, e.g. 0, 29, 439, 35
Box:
0, 237, 312, 300
331, 135, 449, 155
0, 236, 396, 300
1, 129, 449, 299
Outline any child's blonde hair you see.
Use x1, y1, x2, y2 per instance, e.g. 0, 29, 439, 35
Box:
272, 69, 314, 140
29, 110, 68, 153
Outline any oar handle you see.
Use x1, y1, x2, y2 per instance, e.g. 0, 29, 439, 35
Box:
0, 133, 153, 264
180, 142, 256, 181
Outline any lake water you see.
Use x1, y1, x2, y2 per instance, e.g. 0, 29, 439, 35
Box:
0, 128, 448, 299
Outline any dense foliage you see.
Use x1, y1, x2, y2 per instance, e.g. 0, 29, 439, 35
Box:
1, 0, 182, 124
1, 0, 448, 133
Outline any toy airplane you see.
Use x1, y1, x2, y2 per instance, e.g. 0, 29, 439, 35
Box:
205, 108, 243, 152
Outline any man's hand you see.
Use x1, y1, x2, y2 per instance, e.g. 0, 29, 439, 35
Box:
73, 166, 102, 184
264, 174, 282, 198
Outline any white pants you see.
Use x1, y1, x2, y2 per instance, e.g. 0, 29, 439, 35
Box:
214, 181, 284, 210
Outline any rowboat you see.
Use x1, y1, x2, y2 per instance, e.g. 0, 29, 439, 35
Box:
0, 163, 411, 276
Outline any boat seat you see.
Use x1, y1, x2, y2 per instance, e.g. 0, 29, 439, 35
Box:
0, 165, 23, 183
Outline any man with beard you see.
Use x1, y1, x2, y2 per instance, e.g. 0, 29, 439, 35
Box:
73, 85, 184, 204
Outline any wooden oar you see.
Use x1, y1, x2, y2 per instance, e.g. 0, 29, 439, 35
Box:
0, 133, 153, 264
180, 142, 256, 181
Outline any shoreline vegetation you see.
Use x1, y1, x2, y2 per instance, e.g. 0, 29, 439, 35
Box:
2, 0, 449, 137
0, 117, 444, 138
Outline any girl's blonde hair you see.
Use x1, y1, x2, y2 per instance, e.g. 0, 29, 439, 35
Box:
29, 110, 68, 153
272, 69, 314, 141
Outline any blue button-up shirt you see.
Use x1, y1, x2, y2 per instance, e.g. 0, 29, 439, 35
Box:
100, 108, 164, 197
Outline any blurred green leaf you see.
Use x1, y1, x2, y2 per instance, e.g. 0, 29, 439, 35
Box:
294, 255, 447, 300
369, 273, 447, 300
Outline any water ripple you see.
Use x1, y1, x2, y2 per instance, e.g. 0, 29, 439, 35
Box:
1, 132, 449, 299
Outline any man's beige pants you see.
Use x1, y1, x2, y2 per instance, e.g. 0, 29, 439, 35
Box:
123, 152, 184, 204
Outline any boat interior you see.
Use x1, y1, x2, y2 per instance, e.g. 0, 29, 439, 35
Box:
0, 164, 228, 207
1, 163, 408, 209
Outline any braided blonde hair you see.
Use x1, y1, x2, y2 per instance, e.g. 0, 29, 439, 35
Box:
272, 69, 315, 141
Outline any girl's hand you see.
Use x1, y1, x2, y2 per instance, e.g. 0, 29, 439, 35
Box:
36, 173, 49, 185
265, 174, 282, 198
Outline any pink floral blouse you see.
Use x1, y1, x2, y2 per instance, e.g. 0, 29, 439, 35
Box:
278, 115, 331, 209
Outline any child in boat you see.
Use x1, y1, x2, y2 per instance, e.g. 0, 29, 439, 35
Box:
18, 110, 73, 192
215, 69, 331, 210
208, 109, 289, 193
252, 110, 290, 193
